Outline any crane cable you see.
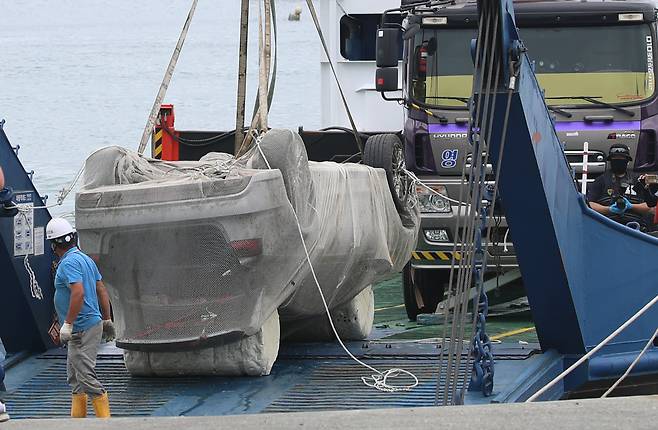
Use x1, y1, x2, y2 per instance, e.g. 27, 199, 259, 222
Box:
137, 0, 199, 155
305, 0, 363, 153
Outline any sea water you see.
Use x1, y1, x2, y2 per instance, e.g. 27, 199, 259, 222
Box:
0, 0, 320, 218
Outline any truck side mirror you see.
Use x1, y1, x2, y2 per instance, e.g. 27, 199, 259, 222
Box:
376, 27, 400, 68
376, 67, 398, 92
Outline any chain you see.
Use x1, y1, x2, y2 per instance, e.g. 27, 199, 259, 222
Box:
467, 200, 494, 396
469, 288, 494, 395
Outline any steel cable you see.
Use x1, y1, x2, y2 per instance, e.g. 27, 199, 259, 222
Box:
305, 0, 363, 153
435, 1, 490, 406
443, 1, 497, 405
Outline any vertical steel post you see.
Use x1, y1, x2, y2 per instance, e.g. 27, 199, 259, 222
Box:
235, 0, 250, 154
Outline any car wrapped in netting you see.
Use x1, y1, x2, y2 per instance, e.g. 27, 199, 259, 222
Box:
75, 129, 418, 375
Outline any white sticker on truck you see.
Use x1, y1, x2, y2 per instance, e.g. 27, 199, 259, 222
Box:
647, 35, 654, 94
441, 149, 459, 168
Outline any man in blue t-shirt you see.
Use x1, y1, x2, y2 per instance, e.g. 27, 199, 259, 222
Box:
46, 217, 115, 419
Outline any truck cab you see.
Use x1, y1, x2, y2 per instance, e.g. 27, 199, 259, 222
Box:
375, 0, 658, 318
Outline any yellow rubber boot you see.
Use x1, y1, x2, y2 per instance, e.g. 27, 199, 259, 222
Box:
71, 393, 88, 418
92, 392, 111, 418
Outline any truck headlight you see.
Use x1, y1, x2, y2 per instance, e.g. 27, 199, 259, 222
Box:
424, 229, 450, 242
416, 184, 452, 213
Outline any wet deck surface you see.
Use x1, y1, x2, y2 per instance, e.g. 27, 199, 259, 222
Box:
1, 274, 541, 419
373, 275, 537, 343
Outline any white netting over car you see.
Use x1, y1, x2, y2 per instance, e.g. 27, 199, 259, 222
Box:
75, 129, 418, 350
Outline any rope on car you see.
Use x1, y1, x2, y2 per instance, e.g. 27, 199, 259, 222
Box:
254, 134, 418, 393
404, 170, 461, 204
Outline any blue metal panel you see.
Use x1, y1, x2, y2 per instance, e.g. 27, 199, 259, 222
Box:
589, 349, 658, 380
0, 121, 56, 353
476, 0, 658, 382
492, 349, 565, 403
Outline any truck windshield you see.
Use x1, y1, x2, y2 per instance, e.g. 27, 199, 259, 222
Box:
411, 24, 655, 108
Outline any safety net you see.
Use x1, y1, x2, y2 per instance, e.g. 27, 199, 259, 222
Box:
75, 129, 418, 350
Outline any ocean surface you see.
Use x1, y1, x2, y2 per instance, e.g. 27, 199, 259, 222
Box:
0, 0, 320, 218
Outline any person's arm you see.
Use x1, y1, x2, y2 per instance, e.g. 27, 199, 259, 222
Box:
631, 202, 651, 215
96, 280, 112, 321
65, 282, 84, 324
0, 166, 5, 189
589, 201, 610, 215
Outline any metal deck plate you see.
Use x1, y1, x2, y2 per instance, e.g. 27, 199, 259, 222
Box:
2, 342, 535, 418
264, 358, 467, 413
3, 356, 219, 419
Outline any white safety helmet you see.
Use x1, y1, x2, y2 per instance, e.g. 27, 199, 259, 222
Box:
46, 218, 75, 244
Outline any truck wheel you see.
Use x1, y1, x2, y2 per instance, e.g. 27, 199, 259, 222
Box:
403, 263, 448, 321
362, 134, 410, 212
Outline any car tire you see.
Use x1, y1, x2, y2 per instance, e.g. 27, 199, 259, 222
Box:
362, 134, 409, 212
403, 263, 448, 321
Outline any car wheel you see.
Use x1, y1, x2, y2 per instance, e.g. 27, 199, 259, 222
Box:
403, 263, 448, 321
362, 134, 410, 212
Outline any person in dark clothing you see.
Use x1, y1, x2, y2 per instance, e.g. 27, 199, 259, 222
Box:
587, 144, 651, 227
634, 175, 658, 208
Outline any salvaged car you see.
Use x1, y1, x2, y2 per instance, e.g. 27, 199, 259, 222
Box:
75, 129, 418, 376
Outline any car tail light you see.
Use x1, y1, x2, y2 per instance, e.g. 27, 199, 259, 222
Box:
230, 239, 263, 258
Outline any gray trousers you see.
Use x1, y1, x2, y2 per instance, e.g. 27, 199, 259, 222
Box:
67, 322, 104, 397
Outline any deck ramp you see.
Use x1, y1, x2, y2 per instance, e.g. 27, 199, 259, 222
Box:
2, 346, 500, 418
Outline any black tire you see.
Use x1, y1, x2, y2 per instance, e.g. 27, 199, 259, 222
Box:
362, 134, 409, 212
403, 263, 448, 321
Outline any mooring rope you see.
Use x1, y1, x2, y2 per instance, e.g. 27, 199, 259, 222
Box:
527, 294, 658, 402
602, 326, 658, 398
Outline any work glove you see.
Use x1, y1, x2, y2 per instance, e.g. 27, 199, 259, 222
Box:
610, 197, 632, 215
59, 322, 73, 344
102, 320, 116, 342
0, 188, 18, 218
